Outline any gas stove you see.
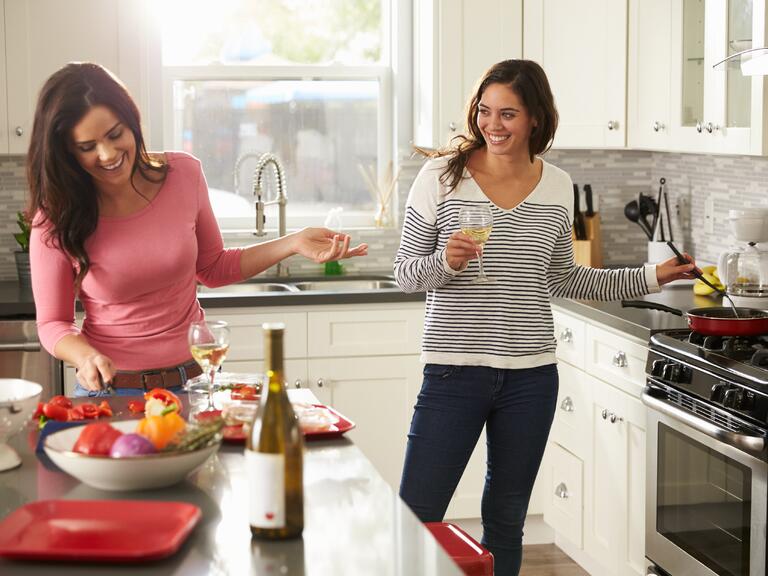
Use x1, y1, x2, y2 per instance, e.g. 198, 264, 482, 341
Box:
647, 329, 768, 431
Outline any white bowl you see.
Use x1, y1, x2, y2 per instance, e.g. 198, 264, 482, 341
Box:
43, 420, 220, 491
0, 379, 43, 472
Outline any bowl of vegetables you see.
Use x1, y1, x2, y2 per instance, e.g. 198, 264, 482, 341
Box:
43, 399, 222, 491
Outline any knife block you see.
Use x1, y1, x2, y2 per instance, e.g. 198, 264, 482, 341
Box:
572, 214, 603, 268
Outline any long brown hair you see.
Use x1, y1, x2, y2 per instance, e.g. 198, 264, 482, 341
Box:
423, 59, 559, 193
26, 62, 167, 289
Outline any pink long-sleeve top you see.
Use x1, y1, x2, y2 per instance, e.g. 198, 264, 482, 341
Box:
30, 152, 244, 371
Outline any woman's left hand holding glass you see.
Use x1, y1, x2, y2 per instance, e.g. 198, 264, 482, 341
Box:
293, 227, 368, 263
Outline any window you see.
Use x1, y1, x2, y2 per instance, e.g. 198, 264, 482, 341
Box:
157, 0, 393, 229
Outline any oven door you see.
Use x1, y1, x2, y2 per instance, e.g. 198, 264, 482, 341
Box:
644, 391, 767, 576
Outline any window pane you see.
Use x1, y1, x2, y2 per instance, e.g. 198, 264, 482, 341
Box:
159, 0, 382, 66
173, 79, 379, 219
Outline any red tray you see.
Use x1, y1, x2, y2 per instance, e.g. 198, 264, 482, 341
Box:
223, 404, 355, 443
0, 500, 201, 562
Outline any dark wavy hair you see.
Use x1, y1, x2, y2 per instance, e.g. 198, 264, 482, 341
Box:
26, 62, 167, 289
423, 59, 559, 193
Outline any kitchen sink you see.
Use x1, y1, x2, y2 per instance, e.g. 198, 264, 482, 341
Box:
292, 279, 400, 292
197, 282, 297, 294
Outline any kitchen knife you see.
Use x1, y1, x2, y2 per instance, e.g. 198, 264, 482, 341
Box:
584, 184, 595, 217
573, 184, 587, 240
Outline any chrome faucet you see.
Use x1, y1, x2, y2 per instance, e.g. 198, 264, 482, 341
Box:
233, 152, 289, 276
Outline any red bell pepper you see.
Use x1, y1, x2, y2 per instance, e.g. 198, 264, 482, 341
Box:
72, 422, 123, 455
127, 400, 146, 414
144, 388, 181, 416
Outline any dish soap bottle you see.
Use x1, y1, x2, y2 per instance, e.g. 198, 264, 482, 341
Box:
247, 323, 304, 539
324, 207, 345, 276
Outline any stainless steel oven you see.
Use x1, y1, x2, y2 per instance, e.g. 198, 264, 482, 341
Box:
643, 331, 768, 576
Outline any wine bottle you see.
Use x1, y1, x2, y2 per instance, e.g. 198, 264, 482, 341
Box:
247, 322, 304, 539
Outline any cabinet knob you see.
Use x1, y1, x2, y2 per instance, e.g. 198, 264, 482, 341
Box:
14, 126, 23, 137
602, 408, 609, 420
559, 327, 573, 343
612, 351, 628, 368
294, 379, 302, 389
554, 482, 570, 499
316, 378, 324, 388
448, 122, 457, 132
610, 413, 624, 424
607, 120, 619, 131
560, 396, 574, 413
652, 121, 665, 132
705, 121, 719, 134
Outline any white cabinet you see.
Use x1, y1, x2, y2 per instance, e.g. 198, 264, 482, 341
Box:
0, 0, 149, 154
523, 0, 628, 149
413, 0, 522, 149
629, 0, 768, 155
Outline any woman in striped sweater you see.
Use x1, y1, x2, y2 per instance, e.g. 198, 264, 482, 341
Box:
394, 60, 694, 575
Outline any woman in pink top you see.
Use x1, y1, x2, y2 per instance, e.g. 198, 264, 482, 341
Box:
27, 63, 367, 397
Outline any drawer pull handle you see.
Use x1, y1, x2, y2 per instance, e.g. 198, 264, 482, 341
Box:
612, 351, 628, 368
560, 396, 574, 413
559, 327, 573, 343
555, 482, 569, 499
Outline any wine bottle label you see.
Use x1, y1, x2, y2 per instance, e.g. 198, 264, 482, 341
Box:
246, 451, 286, 528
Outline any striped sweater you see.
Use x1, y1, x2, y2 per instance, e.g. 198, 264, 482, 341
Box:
394, 157, 660, 370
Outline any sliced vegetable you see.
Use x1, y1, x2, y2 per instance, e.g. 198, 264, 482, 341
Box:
33, 402, 44, 419
48, 395, 73, 409
144, 389, 181, 417
164, 418, 223, 452
97, 400, 113, 418
109, 433, 157, 457
127, 400, 146, 414
42, 403, 70, 422
230, 385, 259, 401
135, 412, 187, 450
72, 422, 123, 456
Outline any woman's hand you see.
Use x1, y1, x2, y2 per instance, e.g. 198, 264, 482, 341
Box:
76, 352, 116, 391
292, 227, 368, 263
446, 231, 481, 271
656, 253, 697, 286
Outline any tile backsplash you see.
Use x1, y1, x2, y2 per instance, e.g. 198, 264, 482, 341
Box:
1, 149, 765, 281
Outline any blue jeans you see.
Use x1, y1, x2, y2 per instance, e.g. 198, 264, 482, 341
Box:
73, 384, 185, 397
399, 363, 559, 576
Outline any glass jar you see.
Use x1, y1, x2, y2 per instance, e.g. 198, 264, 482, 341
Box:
720, 243, 768, 297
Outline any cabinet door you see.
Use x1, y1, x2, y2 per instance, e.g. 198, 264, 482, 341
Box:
306, 355, 422, 490
585, 375, 646, 576
524, 0, 628, 148
413, 0, 523, 149
628, 0, 674, 149
3, 0, 147, 153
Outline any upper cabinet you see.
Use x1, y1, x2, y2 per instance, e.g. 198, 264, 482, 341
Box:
412, 0, 523, 150
523, 0, 628, 149
0, 0, 149, 155
630, 0, 768, 155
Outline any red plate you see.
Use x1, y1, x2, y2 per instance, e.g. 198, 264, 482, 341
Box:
222, 404, 355, 443
0, 500, 201, 562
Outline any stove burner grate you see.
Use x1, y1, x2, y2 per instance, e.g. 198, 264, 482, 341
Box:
688, 331, 768, 367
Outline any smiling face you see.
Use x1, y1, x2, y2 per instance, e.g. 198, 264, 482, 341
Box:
476, 82, 537, 159
70, 105, 136, 193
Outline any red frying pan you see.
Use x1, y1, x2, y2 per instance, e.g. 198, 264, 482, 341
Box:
621, 301, 768, 337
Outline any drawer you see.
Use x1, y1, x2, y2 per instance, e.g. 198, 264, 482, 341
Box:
552, 308, 586, 369
308, 308, 423, 357
551, 361, 590, 459
544, 443, 584, 548
586, 324, 647, 395
204, 310, 307, 360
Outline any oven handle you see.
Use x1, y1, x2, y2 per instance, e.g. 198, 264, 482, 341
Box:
0, 342, 41, 352
641, 391, 766, 455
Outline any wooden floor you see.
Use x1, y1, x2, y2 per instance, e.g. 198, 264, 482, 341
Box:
519, 544, 590, 576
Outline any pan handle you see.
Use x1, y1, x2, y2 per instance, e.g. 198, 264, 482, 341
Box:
621, 300, 683, 316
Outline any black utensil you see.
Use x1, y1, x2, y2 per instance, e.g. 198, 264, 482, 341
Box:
639, 194, 657, 238
651, 181, 663, 239
661, 178, 673, 242
665, 241, 739, 318
624, 200, 653, 240
573, 184, 587, 240
584, 184, 595, 217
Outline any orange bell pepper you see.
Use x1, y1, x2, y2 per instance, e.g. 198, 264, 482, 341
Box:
135, 412, 186, 450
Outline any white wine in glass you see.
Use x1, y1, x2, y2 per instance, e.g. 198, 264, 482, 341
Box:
188, 320, 230, 410
458, 205, 495, 283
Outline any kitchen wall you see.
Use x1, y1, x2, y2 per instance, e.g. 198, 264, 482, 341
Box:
1, 150, 766, 281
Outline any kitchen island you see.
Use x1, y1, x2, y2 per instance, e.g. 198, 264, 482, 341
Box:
0, 392, 464, 575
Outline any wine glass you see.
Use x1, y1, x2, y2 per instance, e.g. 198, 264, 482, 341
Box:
458, 205, 495, 284
188, 320, 230, 410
